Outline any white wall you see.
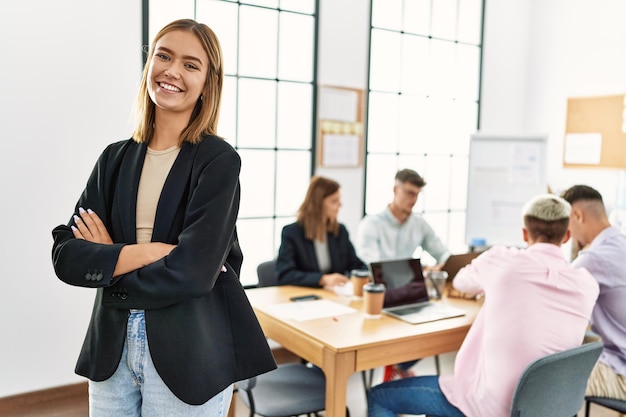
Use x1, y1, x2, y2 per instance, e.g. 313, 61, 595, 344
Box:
480, 0, 626, 211
2, 0, 625, 398
0, 0, 141, 397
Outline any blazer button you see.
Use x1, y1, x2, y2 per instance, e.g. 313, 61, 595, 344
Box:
85, 273, 92, 281
95, 273, 103, 281
120, 294, 128, 300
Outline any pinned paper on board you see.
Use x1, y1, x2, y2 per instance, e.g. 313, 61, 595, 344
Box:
563, 133, 602, 165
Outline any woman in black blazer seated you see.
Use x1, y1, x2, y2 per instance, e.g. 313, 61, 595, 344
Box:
276, 176, 366, 288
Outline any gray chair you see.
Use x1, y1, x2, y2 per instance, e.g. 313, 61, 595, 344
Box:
237, 363, 326, 417
585, 396, 626, 416
257, 259, 278, 287
509, 341, 603, 417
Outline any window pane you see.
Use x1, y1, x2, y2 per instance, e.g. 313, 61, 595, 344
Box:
403, 0, 431, 35
422, 155, 451, 211
275, 151, 311, 216
238, 149, 275, 217
195, 0, 238, 75
278, 12, 314, 82
430, 0, 458, 40
429, 40, 456, 98
397, 94, 428, 154
220, 76, 237, 143
275, 216, 295, 253
280, 0, 315, 14
371, 0, 403, 30
455, 44, 481, 101
448, 211, 469, 253
239, 6, 278, 78
369, 29, 402, 92
450, 156, 469, 210
400, 35, 430, 94
237, 218, 275, 286
237, 78, 277, 148
365, 154, 400, 214
457, 0, 483, 45
277, 82, 313, 149
367, 92, 399, 153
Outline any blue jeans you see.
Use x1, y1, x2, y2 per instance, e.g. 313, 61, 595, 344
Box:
89, 310, 233, 417
368, 375, 466, 417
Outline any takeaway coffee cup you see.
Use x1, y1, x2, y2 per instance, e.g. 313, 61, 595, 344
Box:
350, 269, 370, 297
363, 282, 386, 318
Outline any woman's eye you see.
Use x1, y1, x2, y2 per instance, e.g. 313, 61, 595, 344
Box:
185, 63, 199, 70
155, 53, 169, 61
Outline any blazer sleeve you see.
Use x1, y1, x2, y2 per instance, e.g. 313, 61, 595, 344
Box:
102, 147, 242, 310
51, 142, 128, 288
276, 225, 323, 287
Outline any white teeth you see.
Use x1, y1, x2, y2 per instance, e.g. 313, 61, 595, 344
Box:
159, 82, 181, 92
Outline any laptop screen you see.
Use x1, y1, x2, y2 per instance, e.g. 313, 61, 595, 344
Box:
369, 258, 429, 308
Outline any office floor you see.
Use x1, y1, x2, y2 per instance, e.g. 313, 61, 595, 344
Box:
232, 351, 623, 417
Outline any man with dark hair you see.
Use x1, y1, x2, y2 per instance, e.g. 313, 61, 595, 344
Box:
356, 169, 451, 380
561, 184, 626, 402
367, 194, 599, 417
356, 168, 450, 266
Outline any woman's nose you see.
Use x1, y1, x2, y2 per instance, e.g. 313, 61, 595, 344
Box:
164, 65, 182, 79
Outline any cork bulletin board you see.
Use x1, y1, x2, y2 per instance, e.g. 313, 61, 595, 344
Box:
316, 85, 365, 168
563, 94, 626, 169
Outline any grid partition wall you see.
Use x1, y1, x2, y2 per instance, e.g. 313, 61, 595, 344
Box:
149, 0, 317, 286
366, 0, 484, 260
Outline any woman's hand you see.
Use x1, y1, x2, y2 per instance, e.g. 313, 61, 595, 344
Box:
319, 273, 348, 287
72, 207, 113, 244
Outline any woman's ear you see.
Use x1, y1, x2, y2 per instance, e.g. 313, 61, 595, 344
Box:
561, 229, 571, 244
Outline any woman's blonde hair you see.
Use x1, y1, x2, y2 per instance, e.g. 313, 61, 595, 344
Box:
297, 176, 340, 242
132, 19, 224, 144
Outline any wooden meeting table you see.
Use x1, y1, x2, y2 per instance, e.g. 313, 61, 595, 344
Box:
244, 285, 482, 417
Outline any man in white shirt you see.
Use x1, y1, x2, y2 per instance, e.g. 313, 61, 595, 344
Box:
356, 169, 450, 266
356, 169, 450, 381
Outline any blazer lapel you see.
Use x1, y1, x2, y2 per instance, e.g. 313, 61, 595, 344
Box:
112, 142, 146, 244
151, 142, 196, 243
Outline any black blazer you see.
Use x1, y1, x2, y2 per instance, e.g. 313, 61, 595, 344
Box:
51, 136, 276, 405
276, 222, 366, 287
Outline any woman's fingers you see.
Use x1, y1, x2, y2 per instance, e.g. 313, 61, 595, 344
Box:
73, 207, 113, 244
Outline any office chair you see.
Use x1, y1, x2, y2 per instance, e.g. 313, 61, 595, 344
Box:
237, 363, 327, 417
509, 341, 603, 417
257, 259, 278, 287
585, 396, 626, 416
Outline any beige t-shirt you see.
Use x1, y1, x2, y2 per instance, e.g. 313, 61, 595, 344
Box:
136, 145, 181, 244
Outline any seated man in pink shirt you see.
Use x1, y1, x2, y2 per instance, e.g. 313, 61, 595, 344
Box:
367, 194, 599, 417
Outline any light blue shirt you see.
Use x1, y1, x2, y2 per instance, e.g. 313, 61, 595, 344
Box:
572, 226, 626, 377
355, 206, 450, 264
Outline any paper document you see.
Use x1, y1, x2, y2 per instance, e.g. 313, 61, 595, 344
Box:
265, 299, 357, 321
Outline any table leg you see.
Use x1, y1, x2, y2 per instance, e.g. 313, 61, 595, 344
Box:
323, 349, 356, 417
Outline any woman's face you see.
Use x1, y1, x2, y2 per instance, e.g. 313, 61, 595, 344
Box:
322, 190, 342, 221
147, 30, 209, 119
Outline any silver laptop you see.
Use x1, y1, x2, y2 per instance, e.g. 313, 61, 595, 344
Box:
369, 258, 466, 325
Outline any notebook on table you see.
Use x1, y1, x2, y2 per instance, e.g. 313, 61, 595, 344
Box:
368, 258, 466, 325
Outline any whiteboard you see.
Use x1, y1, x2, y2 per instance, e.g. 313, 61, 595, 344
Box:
465, 133, 548, 248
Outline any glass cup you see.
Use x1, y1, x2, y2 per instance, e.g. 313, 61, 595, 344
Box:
363, 282, 386, 318
350, 269, 370, 298
428, 270, 449, 300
